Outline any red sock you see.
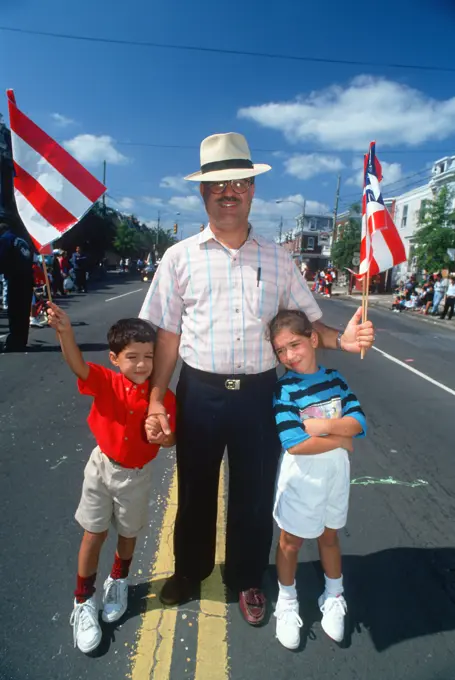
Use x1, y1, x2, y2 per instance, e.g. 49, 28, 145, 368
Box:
111, 554, 132, 580
74, 573, 96, 603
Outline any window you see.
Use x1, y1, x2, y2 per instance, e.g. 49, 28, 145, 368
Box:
309, 219, 317, 231
419, 199, 428, 222
307, 236, 315, 250
401, 205, 408, 228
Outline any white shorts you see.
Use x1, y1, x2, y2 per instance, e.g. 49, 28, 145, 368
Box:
273, 448, 350, 539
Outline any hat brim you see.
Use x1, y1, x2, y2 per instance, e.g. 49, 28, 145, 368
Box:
184, 163, 271, 182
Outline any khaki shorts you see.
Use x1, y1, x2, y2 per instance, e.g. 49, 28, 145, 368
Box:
75, 446, 154, 538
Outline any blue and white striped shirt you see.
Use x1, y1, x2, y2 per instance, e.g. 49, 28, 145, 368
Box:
139, 225, 322, 375
273, 367, 367, 450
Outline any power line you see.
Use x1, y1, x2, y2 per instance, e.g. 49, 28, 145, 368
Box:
115, 140, 453, 156
1, 25, 455, 73
339, 167, 431, 204
338, 173, 433, 210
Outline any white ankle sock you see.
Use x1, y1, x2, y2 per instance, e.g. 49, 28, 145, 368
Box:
278, 581, 297, 601
324, 575, 343, 598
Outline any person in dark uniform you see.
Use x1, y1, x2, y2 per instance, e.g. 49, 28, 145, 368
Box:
71, 246, 88, 293
51, 252, 65, 296
0, 222, 34, 352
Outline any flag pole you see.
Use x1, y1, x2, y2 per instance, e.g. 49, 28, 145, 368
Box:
361, 269, 369, 360
41, 255, 53, 303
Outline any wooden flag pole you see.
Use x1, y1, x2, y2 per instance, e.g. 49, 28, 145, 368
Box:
360, 270, 370, 360
41, 255, 53, 303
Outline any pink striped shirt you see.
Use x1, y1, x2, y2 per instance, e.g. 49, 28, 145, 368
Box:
139, 226, 322, 375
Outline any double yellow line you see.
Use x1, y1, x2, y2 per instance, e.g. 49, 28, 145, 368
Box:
131, 463, 228, 680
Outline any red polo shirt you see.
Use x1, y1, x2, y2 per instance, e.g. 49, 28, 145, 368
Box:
78, 363, 176, 468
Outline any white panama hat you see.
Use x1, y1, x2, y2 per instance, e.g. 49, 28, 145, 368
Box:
184, 132, 271, 182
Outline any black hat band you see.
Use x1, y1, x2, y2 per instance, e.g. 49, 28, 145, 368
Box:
201, 158, 254, 174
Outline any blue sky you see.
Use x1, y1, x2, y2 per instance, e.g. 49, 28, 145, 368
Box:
1, 0, 455, 240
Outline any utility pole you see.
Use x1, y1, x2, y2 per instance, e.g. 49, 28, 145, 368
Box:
155, 210, 161, 256
102, 160, 107, 214
299, 199, 306, 256
278, 216, 283, 245
332, 174, 341, 244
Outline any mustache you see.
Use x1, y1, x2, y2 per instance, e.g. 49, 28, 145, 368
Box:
216, 196, 240, 203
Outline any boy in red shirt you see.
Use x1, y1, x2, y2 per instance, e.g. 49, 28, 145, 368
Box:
47, 302, 176, 654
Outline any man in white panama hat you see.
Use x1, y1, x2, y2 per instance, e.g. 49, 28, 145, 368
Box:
139, 132, 374, 625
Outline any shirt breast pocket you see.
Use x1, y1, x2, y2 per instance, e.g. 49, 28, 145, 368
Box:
254, 277, 280, 320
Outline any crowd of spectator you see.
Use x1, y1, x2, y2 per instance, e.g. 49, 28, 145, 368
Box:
392, 272, 455, 320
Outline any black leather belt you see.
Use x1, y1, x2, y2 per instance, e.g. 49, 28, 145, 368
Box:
183, 363, 276, 390
104, 454, 145, 470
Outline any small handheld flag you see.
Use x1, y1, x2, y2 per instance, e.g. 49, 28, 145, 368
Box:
6, 90, 106, 251
358, 142, 407, 278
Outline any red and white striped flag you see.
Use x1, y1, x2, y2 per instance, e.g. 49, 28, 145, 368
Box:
6, 90, 106, 251
358, 142, 406, 278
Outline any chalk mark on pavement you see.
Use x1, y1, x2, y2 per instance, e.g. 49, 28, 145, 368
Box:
351, 476, 428, 488
49, 456, 68, 470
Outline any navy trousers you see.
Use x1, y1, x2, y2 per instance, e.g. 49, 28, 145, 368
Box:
174, 363, 281, 591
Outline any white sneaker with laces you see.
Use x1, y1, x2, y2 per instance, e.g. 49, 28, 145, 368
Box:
102, 576, 129, 623
70, 596, 102, 653
318, 592, 347, 642
274, 598, 303, 650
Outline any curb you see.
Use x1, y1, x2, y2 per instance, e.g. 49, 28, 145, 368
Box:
329, 294, 455, 333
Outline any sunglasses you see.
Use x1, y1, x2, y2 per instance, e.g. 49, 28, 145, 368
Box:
204, 178, 254, 195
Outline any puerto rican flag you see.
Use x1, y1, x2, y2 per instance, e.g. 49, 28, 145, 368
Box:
6, 90, 106, 251
358, 142, 406, 278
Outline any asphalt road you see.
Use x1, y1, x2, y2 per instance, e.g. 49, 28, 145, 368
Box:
1, 277, 455, 680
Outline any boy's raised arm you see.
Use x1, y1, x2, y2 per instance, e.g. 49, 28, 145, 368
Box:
47, 302, 89, 381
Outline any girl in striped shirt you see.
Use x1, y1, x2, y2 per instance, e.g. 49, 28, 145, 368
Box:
269, 309, 367, 651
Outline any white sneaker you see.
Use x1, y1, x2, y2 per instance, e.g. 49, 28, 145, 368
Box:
102, 576, 129, 623
70, 596, 102, 653
318, 592, 347, 643
274, 598, 303, 650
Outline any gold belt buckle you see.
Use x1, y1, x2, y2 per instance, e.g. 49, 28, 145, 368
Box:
225, 379, 241, 391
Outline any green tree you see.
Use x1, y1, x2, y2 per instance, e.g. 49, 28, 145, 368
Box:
331, 203, 362, 272
56, 202, 117, 262
413, 186, 455, 273
114, 220, 139, 257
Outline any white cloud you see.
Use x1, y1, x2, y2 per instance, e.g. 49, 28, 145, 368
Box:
284, 154, 344, 180
63, 134, 127, 165
238, 76, 455, 151
169, 195, 202, 212
141, 197, 165, 208
51, 113, 76, 127
117, 197, 135, 211
346, 160, 403, 187
252, 194, 330, 219
160, 175, 190, 193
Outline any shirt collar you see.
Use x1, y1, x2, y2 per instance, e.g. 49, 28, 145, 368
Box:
198, 223, 265, 247
121, 372, 151, 392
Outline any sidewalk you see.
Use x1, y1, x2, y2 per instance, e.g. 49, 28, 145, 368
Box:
328, 286, 455, 332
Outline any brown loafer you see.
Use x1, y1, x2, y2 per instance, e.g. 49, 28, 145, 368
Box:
239, 588, 266, 626
159, 575, 199, 606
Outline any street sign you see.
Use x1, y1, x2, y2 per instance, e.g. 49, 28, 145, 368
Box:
352, 255, 360, 266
